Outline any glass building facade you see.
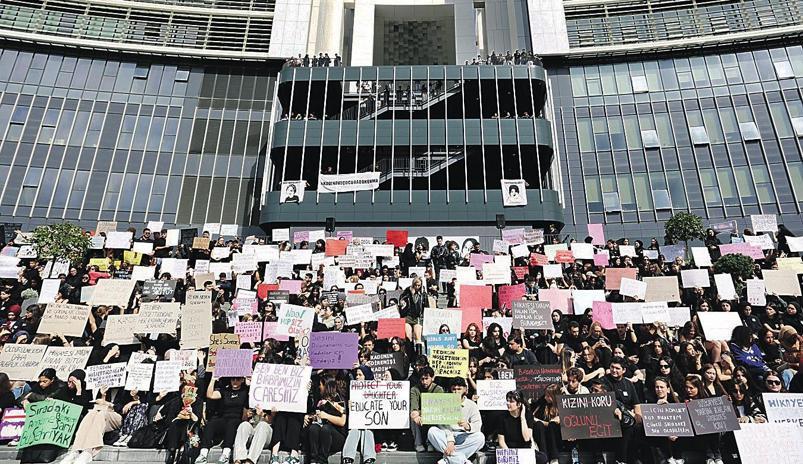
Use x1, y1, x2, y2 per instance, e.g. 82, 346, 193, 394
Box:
0, 45, 278, 232
552, 44, 803, 239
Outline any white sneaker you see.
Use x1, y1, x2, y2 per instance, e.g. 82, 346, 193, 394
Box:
706, 459, 716, 464
218, 449, 231, 464
196, 455, 209, 464
714, 460, 724, 464
549, 460, 559, 464
59, 450, 80, 464
668, 458, 677, 464
74, 451, 93, 464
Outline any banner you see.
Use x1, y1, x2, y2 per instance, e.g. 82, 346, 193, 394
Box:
348, 380, 410, 429
501, 179, 528, 206
17, 399, 82, 449
279, 181, 305, 203
250, 363, 312, 412
557, 393, 622, 440
37, 303, 91, 338
640, 403, 695, 437
421, 393, 462, 425
319, 172, 380, 193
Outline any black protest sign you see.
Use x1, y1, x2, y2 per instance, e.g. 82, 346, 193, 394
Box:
142, 279, 177, 301
267, 290, 290, 304
640, 403, 695, 437
556, 393, 622, 440
515, 365, 562, 401
180, 228, 197, 248
512, 300, 552, 330
686, 396, 741, 435
366, 352, 405, 379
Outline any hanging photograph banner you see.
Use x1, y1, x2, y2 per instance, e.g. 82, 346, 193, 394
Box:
319, 172, 381, 193
279, 181, 305, 203
501, 179, 528, 206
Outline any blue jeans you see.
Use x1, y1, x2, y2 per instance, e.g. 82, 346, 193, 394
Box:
342, 429, 375, 461
426, 428, 484, 464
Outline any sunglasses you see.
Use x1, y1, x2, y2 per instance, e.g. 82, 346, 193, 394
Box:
766, 380, 781, 385
659, 364, 670, 368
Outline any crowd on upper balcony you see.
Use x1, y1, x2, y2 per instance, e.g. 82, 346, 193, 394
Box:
284, 53, 343, 68
466, 50, 543, 66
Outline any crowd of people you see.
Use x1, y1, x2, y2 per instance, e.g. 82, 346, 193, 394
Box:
0, 218, 800, 464
285, 53, 343, 68
465, 50, 543, 67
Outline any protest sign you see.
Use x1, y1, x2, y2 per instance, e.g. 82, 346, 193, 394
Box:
132, 242, 153, 255
425, 334, 458, 355
421, 393, 462, 425
482, 262, 512, 285
763, 270, 802, 296
276, 303, 315, 337
459, 284, 492, 309
538, 288, 572, 314
366, 352, 405, 379
512, 300, 552, 330
17, 399, 82, 449
373, 304, 401, 320
496, 449, 538, 464
619, 245, 637, 257
681, 269, 710, 288
38, 346, 92, 380
105, 231, 133, 249
167, 350, 197, 371
142, 280, 177, 300
593, 254, 609, 266
591, 301, 615, 330
686, 396, 740, 434
744, 234, 775, 250
763, 393, 803, 426
124, 362, 154, 391
152, 360, 182, 392
667, 307, 691, 327
710, 274, 738, 301
234, 321, 263, 343
131, 266, 155, 281
659, 244, 686, 262
37, 303, 91, 338
181, 291, 213, 349
554, 250, 574, 264
160, 258, 189, 280
309, 332, 359, 369
612, 303, 643, 325
777, 257, 803, 274
213, 349, 254, 378
639, 403, 694, 437
571, 243, 594, 260
734, 423, 803, 464
556, 393, 622, 440
497, 284, 525, 310
543, 244, 568, 261
690, 247, 712, 267
571, 290, 606, 314
136, 302, 181, 334
345, 303, 375, 325
423, 308, 463, 336
515, 365, 562, 402
385, 230, 408, 248
96, 221, 117, 235
0, 408, 25, 441
587, 224, 605, 245
542, 264, 563, 279
207, 333, 241, 372
89, 279, 135, 308
604, 268, 638, 290
530, 253, 548, 266
85, 362, 127, 391
619, 278, 647, 300
349, 380, 410, 429
429, 348, 468, 378
641, 302, 671, 324
0, 344, 47, 380
720, 243, 764, 260
476, 379, 517, 410
250, 363, 312, 412
751, 214, 778, 232
697, 312, 742, 341
747, 278, 766, 306
37, 279, 60, 304
377, 318, 406, 340
192, 237, 211, 249
262, 321, 290, 342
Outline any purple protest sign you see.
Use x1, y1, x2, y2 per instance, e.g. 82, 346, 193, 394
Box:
469, 253, 495, 269
593, 253, 609, 267
0, 407, 25, 440
720, 243, 764, 260
214, 349, 253, 378
309, 332, 359, 369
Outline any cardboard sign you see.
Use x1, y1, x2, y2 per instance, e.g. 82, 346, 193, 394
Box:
763, 270, 802, 296
348, 380, 410, 429
124, 362, 154, 391
0, 344, 47, 381
37, 303, 91, 338
734, 423, 803, 464
136, 302, 181, 334
377, 318, 406, 340
0, 408, 25, 441
538, 288, 572, 314
18, 399, 82, 449
422, 307, 462, 336
207, 333, 241, 372
421, 393, 462, 425
640, 403, 695, 437
192, 237, 211, 249
556, 393, 622, 440
85, 362, 127, 391
512, 300, 552, 330
459, 284, 492, 309
365, 352, 405, 379
714, 274, 738, 300
309, 332, 359, 369
763, 393, 803, 426
686, 396, 741, 434
476, 379, 517, 410
697, 312, 742, 341
429, 348, 468, 378
234, 321, 263, 343
181, 291, 213, 349
89, 279, 136, 308
38, 346, 92, 381
515, 365, 562, 402
213, 349, 254, 378
249, 363, 312, 412
605, 268, 638, 290
276, 303, 315, 337
496, 449, 538, 464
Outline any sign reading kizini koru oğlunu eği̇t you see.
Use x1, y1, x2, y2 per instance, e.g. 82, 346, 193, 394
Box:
556, 393, 622, 440
17, 399, 82, 449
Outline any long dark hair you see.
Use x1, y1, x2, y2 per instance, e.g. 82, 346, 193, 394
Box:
0, 373, 10, 394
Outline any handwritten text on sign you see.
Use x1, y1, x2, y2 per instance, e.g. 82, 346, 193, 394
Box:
556, 393, 622, 440
249, 363, 312, 413
348, 380, 410, 429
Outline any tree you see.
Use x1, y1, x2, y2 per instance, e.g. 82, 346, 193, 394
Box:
664, 212, 705, 249
714, 253, 755, 284
31, 223, 90, 266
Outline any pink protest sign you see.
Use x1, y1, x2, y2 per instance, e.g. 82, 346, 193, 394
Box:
592, 301, 615, 330
587, 224, 605, 246
719, 243, 764, 260
293, 231, 309, 243
469, 253, 495, 268
460, 306, 483, 332
279, 279, 303, 294
262, 321, 290, 341
539, 288, 573, 314
498, 283, 526, 310
459, 284, 493, 309
593, 254, 609, 267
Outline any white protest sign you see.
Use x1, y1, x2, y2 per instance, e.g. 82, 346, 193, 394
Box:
345, 304, 375, 325
612, 303, 643, 324
697, 312, 743, 341
734, 423, 803, 464
763, 393, 803, 427
125, 362, 154, 391
276, 303, 315, 337
691, 247, 712, 267
181, 291, 213, 349
249, 363, 312, 412
38, 346, 92, 380
750, 214, 777, 232
37, 303, 91, 337
747, 279, 766, 306
272, 229, 290, 242
146, 221, 164, 232
423, 308, 463, 336
136, 302, 181, 334
640, 302, 670, 324
476, 379, 517, 410
159, 258, 189, 279
85, 362, 127, 390
0, 344, 47, 381
714, 274, 738, 300
153, 360, 182, 392
132, 242, 153, 255
680, 269, 710, 288
744, 234, 775, 250
38, 279, 61, 304
763, 270, 802, 296
571, 243, 594, 260
131, 266, 156, 281
348, 380, 410, 429
165, 229, 180, 247
105, 231, 133, 249
619, 278, 647, 300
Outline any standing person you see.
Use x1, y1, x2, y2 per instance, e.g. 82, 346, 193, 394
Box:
426, 378, 484, 464
400, 277, 428, 347
409, 366, 444, 452
430, 236, 448, 280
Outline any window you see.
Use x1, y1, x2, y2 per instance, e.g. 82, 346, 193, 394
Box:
175, 68, 190, 82
769, 103, 793, 138
617, 174, 636, 210
631, 75, 648, 93
577, 118, 594, 152
702, 109, 725, 144
751, 165, 775, 203
739, 122, 761, 141
641, 130, 660, 148
623, 115, 642, 149
570, 67, 587, 97
699, 169, 721, 206
653, 189, 671, 209
666, 171, 687, 207
633, 173, 653, 210
773, 61, 795, 79
735, 166, 757, 204
792, 117, 803, 137
689, 126, 710, 145
789, 163, 803, 200
585, 177, 603, 213
134, 65, 149, 79
602, 192, 621, 212
716, 168, 739, 206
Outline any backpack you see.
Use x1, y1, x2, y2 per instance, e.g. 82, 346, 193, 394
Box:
127, 420, 168, 449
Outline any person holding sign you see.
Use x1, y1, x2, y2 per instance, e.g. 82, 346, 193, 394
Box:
400, 277, 430, 347
682, 376, 724, 463
306, 377, 347, 464
426, 378, 483, 464
62, 385, 122, 464
410, 366, 444, 452
637, 377, 684, 464
497, 390, 537, 452
195, 377, 249, 464
342, 367, 377, 464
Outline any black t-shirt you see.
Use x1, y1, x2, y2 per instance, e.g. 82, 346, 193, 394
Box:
215, 387, 249, 419
500, 412, 536, 448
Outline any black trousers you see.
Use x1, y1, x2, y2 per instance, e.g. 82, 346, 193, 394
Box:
534, 421, 562, 460
306, 423, 346, 464
269, 413, 305, 453
201, 417, 241, 449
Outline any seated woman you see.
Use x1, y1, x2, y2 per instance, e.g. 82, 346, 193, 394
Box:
637, 377, 683, 464
305, 377, 347, 464
233, 406, 274, 464
727, 382, 766, 424
196, 377, 249, 464
529, 386, 561, 464
342, 367, 376, 464
111, 388, 151, 447
61, 384, 122, 464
